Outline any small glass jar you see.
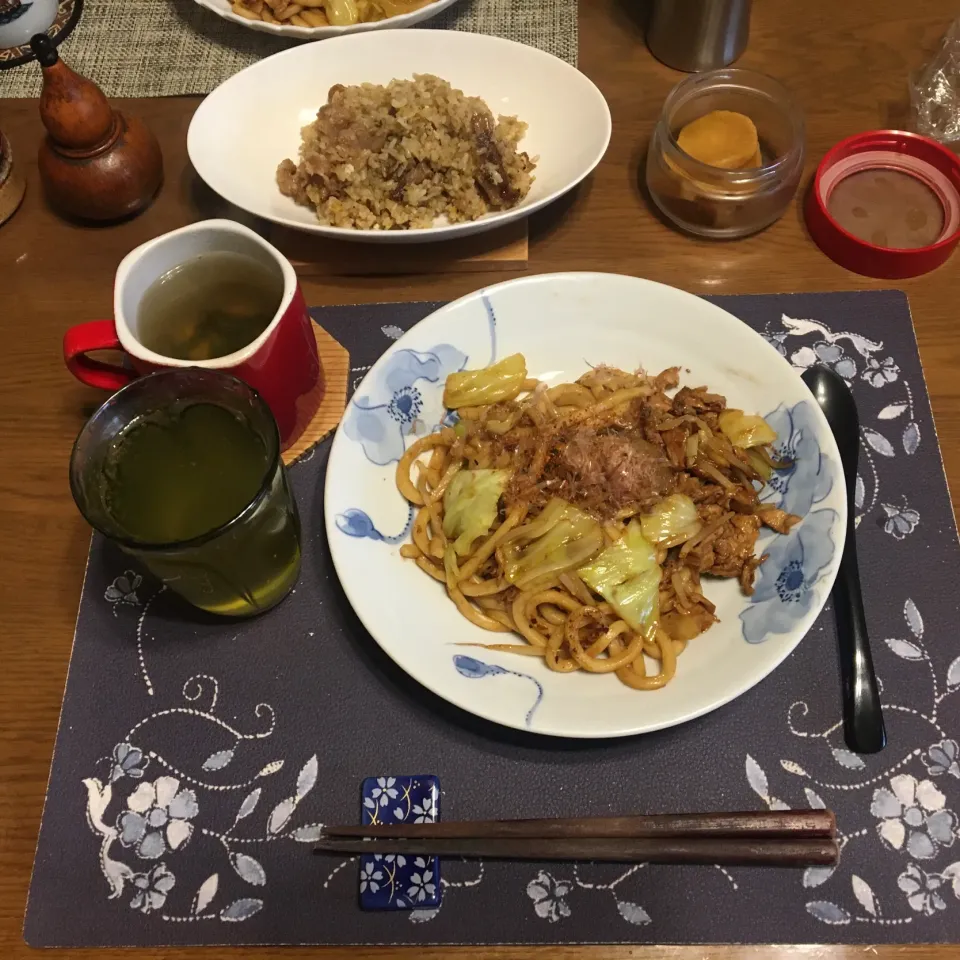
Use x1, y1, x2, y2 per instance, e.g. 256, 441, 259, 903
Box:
646, 68, 805, 239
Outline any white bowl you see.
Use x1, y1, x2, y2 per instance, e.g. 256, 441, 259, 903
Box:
324, 273, 847, 739
193, 0, 461, 39
187, 31, 611, 243
0, 0, 58, 50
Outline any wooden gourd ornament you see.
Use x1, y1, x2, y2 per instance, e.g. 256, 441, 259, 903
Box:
30, 34, 163, 221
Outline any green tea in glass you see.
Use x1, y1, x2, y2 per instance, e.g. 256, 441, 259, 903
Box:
70, 369, 301, 617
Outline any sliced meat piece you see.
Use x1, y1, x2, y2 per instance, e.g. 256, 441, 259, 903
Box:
390, 161, 431, 201
684, 543, 716, 573
471, 111, 520, 208
653, 367, 681, 392
675, 472, 729, 505
756, 506, 802, 534
729, 487, 760, 513
660, 426, 688, 469
696, 503, 726, 524
739, 552, 768, 595
276, 159, 298, 197
638, 404, 667, 448
672, 385, 726, 417
707, 514, 762, 578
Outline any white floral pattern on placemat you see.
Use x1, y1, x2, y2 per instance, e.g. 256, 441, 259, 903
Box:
737, 592, 960, 929
762, 314, 922, 538
81, 630, 328, 923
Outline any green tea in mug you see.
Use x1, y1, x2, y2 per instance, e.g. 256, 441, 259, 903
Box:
137, 251, 283, 361
71, 369, 301, 617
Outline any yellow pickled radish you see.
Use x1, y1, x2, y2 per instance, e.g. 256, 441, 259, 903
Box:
677, 110, 759, 169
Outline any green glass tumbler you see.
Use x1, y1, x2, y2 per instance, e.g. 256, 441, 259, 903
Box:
70, 368, 301, 617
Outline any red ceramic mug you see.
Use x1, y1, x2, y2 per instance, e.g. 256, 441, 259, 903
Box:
63, 219, 322, 449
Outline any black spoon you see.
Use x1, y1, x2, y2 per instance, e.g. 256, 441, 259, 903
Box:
802, 365, 886, 755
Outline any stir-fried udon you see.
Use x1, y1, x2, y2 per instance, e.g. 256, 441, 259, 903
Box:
396, 354, 801, 691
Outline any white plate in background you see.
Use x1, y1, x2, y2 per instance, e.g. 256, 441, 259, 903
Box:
187, 31, 611, 243
193, 0, 462, 39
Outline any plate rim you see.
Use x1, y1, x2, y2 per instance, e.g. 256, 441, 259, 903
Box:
323, 272, 848, 738
186, 31, 612, 243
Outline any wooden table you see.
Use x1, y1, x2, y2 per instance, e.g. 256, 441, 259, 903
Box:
1, 1, 958, 957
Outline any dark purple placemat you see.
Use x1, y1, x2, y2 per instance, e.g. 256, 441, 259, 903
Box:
25, 291, 960, 947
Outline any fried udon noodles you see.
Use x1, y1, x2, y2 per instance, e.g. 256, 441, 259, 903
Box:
396, 354, 801, 691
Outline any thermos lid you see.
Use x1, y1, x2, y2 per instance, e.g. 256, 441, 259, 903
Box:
805, 130, 960, 279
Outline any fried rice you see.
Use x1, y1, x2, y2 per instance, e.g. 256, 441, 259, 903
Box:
276, 74, 537, 230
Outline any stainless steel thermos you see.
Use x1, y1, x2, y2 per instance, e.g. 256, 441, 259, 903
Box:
646, 0, 753, 73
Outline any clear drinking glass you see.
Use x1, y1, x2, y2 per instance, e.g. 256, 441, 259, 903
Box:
70, 368, 301, 617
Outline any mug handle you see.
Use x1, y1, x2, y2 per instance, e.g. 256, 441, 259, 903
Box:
63, 321, 135, 391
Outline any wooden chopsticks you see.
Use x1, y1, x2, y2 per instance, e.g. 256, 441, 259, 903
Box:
313, 811, 838, 868
321, 811, 835, 840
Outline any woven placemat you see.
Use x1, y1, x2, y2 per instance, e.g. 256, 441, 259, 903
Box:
0, 0, 577, 97
24, 291, 960, 947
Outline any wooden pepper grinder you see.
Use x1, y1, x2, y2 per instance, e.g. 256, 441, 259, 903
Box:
30, 34, 163, 221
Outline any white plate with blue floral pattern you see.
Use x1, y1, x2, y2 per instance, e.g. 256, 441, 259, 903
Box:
324, 273, 847, 738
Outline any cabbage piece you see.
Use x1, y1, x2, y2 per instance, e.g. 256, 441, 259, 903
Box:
443, 469, 510, 556
502, 499, 604, 589
577, 520, 660, 632
324, 0, 360, 24
718, 409, 777, 448
610, 567, 661, 633
578, 520, 656, 595
640, 493, 701, 545
443, 353, 527, 409
744, 448, 773, 482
